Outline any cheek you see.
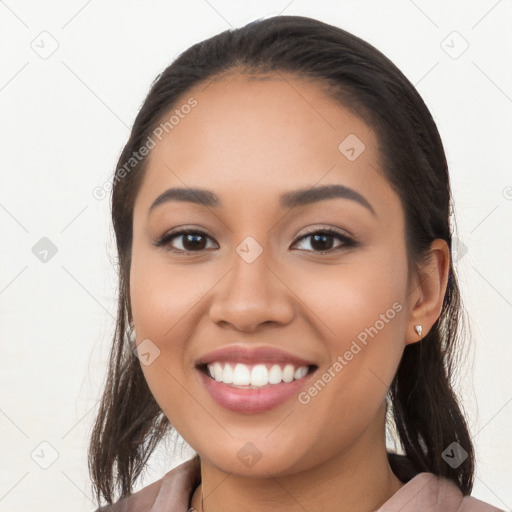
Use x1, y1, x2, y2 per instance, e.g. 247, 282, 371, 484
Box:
129, 249, 202, 412
290, 248, 408, 407
288, 246, 407, 341
130, 248, 212, 340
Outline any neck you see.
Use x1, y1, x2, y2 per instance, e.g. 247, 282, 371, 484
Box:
190, 420, 404, 512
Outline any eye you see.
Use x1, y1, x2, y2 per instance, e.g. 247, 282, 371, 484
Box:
291, 227, 356, 253
153, 226, 357, 255
153, 229, 218, 254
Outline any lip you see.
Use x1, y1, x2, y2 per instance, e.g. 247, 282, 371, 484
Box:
195, 345, 316, 367
195, 345, 318, 413
197, 367, 317, 413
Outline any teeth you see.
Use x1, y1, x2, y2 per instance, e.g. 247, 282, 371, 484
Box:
282, 364, 294, 383
222, 363, 233, 384
213, 362, 223, 382
205, 362, 310, 386
250, 365, 268, 387
268, 364, 282, 384
294, 366, 308, 380
233, 363, 250, 385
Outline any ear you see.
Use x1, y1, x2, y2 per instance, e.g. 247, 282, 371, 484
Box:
406, 239, 450, 345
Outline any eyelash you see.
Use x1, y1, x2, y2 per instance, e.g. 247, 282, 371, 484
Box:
153, 226, 357, 255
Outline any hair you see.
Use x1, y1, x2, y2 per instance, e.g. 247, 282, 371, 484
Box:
88, 14, 475, 507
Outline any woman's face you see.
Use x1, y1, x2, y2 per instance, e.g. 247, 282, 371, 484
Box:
130, 73, 417, 477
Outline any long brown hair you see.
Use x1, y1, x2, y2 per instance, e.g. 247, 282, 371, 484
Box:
88, 14, 475, 507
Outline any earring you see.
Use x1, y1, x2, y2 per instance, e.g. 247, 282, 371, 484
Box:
414, 325, 423, 337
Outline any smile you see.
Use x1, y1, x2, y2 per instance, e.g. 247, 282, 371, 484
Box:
195, 345, 318, 413
205, 362, 310, 388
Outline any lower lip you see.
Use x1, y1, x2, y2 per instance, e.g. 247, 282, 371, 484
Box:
198, 368, 315, 413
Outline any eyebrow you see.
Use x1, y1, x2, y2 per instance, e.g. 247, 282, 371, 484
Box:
149, 184, 376, 216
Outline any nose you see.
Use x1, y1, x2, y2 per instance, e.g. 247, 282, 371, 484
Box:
208, 245, 296, 333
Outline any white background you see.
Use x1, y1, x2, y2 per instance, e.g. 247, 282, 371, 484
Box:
0, 1, 511, 511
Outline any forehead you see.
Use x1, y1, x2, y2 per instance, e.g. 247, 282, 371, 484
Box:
135, 73, 396, 216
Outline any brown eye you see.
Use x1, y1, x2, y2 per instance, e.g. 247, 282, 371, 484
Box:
180, 232, 208, 251
154, 230, 218, 253
292, 228, 356, 254
153, 227, 356, 255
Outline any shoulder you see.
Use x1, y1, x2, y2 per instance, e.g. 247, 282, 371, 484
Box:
378, 471, 505, 512
435, 475, 505, 512
92, 456, 201, 512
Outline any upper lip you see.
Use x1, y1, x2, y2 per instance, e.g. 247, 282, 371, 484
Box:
195, 345, 316, 367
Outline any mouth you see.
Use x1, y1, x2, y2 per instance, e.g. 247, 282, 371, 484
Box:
194, 345, 318, 413
197, 361, 317, 388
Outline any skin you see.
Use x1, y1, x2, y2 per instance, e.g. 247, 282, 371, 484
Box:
129, 72, 450, 512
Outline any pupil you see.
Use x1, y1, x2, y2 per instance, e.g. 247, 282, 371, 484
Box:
311, 234, 332, 251
184, 233, 206, 250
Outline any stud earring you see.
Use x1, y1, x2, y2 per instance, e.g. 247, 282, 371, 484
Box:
414, 325, 423, 337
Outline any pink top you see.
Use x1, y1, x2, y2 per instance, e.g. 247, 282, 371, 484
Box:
97, 456, 504, 511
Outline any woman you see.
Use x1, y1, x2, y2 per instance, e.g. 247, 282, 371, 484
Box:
88, 15, 504, 511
